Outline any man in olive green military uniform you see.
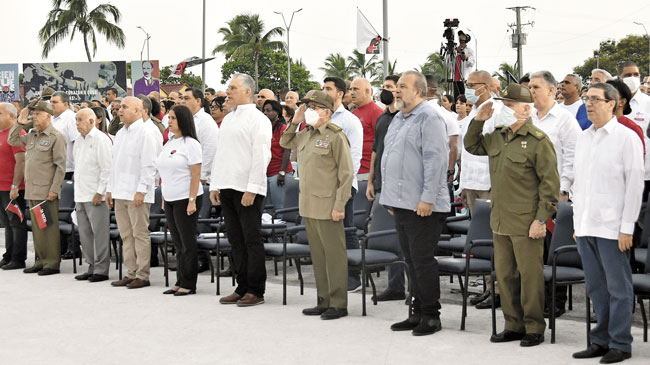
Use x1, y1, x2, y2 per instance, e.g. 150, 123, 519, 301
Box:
8, 100, 67, 275
464, 84, 560, 347
280, 90, 354, 320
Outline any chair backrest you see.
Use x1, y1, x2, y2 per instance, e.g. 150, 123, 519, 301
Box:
353, 180, 371, 231
640, 193, 650, 249
282, 176, 300, 224
464, 199, 493, 259
59, 180, 75, 222
366, 199, 399, 254
546, 202, 581, 268
197, 185, 213, 233
148, 187, 164, 232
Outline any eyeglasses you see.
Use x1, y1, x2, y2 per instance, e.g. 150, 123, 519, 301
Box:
209, 105, 222, 110
581, 96, 611, 104
464, 82, 485, 89
307, 104, 326, 110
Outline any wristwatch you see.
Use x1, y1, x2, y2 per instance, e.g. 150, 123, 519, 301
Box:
536, 219, 546, 225
447, 169, 455, 177
560, 190, 569, 196
189, 197, 196, 202
11, 185, 19, 189
278, 171, 286, 177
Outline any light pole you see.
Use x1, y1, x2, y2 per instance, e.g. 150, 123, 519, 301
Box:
137, 26, 150, 62
634, 21, 650, 77
274, 8, 302, 89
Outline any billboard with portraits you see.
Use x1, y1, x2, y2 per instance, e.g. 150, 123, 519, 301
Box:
132, 60, 160, 96
0, 64, 20, 102
22, 61, 127, 102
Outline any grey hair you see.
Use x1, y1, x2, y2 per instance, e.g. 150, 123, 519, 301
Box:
52, 91, 70, 105
590, 68, 613, 81
589, 82, 618, 112
401, 70, 427, 97
0, 102, 18, 118
469, 70, 492, 84
233, 73, 256, 102
530, 70, 557, 88
566, 74, 583, 88
136, 94, 152, 114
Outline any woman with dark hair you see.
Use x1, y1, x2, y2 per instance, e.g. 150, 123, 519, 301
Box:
282, 105, 295, 124
605, 79, 646, 153
442, 94, 456, 113
210, 96, 227, 127
150, 97, 161, 118
263, 99, 294, 212
155, 104, 203, 296
90, 106, 111, 139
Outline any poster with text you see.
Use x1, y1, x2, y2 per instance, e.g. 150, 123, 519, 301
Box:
131, 60, 160, 96
22, 61, 127, 102
0, 64, 20, 102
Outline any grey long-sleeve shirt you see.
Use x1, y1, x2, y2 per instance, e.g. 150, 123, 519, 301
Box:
379, 101, 450, 213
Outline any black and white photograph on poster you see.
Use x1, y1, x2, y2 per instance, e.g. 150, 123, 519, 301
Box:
0, 64, 20, 102
22, 61, 127, 102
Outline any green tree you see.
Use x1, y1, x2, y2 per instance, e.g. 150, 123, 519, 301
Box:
38, 0, 125, 62
573, 35, 649, 80
417, 53, 445, 83
212, 14, 285, 90
373, 59, 399, 87
493, 62, 528, 88
320, 53, 352, 80
347, 50, 381, 79
220, 50, 319, 96
160, 65, 204, 89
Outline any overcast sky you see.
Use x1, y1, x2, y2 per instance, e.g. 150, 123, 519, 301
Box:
3, 0, 650, 92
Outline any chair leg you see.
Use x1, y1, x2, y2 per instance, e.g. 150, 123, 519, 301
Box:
208, 253, 215, 284
295, 259, 304, 295
118, 240, 123, 280
72, 232, 78, 274
215, 248, 221, 296
368, 273, 377, 305
639, 297, 647, 342
459, 274, 466, 331
362, 265, 367, 317
274, 258, 278, 276
282, 254, 287, 305
551, 279, 556, 343
568, 285, 573, 310
586, 292, 591, 347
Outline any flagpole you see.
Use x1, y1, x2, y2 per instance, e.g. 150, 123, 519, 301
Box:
201, 0, 206, 93
382, 0, 388, 78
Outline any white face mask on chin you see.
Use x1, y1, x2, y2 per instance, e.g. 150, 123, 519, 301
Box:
304, 109, 320, 126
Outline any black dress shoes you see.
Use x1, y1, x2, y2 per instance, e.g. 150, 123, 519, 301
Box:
599, 349, 631, 364
163, 289, 178, 295
490, 330, 525, 343
38, 268, 60, 276
0, 258, 10, 268
520, 333, 544, 347
390, 315, 421, 331
412, 315, 442, 336
476, 294, 500, 309
75, 272, 93, 280
2, 261, 25, 270
470, 290, 491, 305
173, 289, 196, 296
573, 343, 609, 359
302, 306, 328, 316
320, 307, 348, 320
88, 274, 109, 282
23, 266, 43, 274
372, 289, 406, 302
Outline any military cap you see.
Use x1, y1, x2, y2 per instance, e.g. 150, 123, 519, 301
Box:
28, 100, 54, 115
41, 87, 55, 100
494, 83, 533, 103
301, 90, 334, 112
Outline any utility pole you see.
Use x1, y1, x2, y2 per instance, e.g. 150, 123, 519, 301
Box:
275, 8, 303, 89
634, 22, 650, 77
201, 0, 206, 92
382, 0, 388, 79
507, 6, 535, 79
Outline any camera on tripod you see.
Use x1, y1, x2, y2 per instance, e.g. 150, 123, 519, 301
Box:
441, 18, 460, 58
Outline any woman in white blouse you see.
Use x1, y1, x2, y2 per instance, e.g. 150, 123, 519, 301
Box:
155, 105, 203, 296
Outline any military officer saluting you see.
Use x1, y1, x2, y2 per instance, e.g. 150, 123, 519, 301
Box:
280, 90, 354, 320
464, 84, 560, 347
9, 100, 67, 275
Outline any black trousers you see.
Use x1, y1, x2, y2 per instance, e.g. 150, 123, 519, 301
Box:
220, 189, 266, 298
0, 190, 27, 263
394, 209, 446, 316
344, 187, 359, 281
165, 197, 202, 291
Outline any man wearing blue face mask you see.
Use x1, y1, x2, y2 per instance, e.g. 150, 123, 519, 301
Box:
465, 83, 560, 347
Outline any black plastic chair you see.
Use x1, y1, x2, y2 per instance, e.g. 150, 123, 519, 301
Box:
438, 199, 495, 331
634, 198, 650, 273
57, 180, 81, 273
353, 180, 371, 236
633, 225, 650, 342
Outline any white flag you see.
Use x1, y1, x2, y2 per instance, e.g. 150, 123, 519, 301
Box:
356, 9, 381, 55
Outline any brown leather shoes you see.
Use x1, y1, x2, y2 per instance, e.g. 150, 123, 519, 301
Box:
126, 278, 151, 289
219, 292, 242, 304
111, 277, 134, 287
236, 293, 265, 307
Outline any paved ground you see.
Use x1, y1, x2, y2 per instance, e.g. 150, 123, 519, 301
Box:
1, 230, 649, 364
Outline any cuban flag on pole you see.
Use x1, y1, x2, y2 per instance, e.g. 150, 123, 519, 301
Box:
357, 8, 382, 55
31, 201, 50, 229
5, 200, 23, 222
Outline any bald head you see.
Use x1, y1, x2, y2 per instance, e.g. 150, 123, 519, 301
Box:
490, 77, 502, 94
285, 91, 299, 109
256, 89, 275, 110
119, 96, 144, 125
76, 108, 96, 136
350, 78, 372, 107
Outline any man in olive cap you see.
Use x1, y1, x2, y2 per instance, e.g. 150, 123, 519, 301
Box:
40, 87, 56, 101
8, 100, 67, 275
464, 83, 560, 347
280, 90, 354, 320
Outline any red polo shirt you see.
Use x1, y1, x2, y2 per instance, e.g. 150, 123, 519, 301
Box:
0, 128, 26, 191
353, 102, 383, 174
267, 123, 294, 177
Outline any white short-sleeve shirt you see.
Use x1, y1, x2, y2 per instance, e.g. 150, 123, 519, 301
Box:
156, 136, 203, 202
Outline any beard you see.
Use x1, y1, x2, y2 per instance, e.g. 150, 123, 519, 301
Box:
395, 99, 405, 110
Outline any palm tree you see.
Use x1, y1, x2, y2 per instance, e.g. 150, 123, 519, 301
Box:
39, 0, 125, 62
319, 53, 352, 80
347, 50, 380, 79
417, 53, 445, 81
213, 14, 285, 90
494, 62, 529, 88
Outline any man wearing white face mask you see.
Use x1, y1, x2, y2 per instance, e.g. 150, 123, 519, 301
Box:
619, 61, 650, 197
465, 83, 560, 347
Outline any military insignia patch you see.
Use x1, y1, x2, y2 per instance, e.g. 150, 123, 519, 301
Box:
521, 141, 527, 149
39, 140, 51, 147
315, 139, 330, 149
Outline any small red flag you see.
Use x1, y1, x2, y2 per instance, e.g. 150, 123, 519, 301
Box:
5, 200, 23, 222
31, 201, 49, 230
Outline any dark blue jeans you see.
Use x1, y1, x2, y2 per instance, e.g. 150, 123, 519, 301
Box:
577, 236, 634, 352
